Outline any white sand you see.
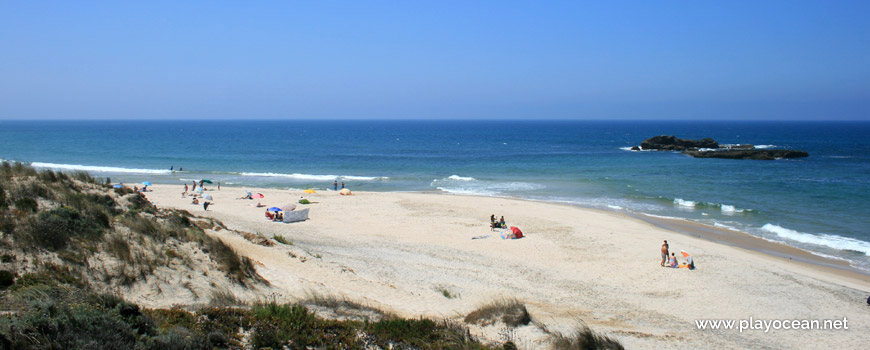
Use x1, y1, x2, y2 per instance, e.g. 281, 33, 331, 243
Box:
143, 185, 870, 349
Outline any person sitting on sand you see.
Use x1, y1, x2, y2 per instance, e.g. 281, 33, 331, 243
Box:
265, 210, 274, 220
133, 185, 139, 192
191, 197, 199, 205
499, 216, 506, 227
276, 212, 284, 221
661, 240, 669, 267
490, 214, 496, 224
668, 252, 678, 268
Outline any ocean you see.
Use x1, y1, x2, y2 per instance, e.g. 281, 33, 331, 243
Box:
1, 120, 868, 271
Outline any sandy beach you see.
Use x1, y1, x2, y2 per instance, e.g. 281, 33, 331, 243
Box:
142, 184, 870, 349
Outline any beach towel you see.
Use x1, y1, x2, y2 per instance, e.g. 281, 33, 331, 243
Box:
471, 235, 491, 240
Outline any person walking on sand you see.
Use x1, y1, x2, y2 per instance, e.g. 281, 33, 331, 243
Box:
192, 181, 196, 191
184, 184, 188, 193
333, 181, 338, 191
661, 240, 669, 267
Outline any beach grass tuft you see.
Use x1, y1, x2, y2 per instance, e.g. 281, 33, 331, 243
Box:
464, 298, 531, 327
273, 234, 292, 245
546, 324, 624, 350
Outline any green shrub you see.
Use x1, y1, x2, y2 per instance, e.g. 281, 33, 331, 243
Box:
26, 206, 106, 250
0, 270, 15, 288
0, 183, 7, 208
14, 197, 38, 213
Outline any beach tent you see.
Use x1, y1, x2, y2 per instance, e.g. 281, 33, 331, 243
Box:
113, 184, 122, 189
304, 189, 316, 194
142, 181, 152, 186
282, 203, 297, 212
510, 226, 524, 239
283, 208, 309, 223
340, 188, 352, 195
252, 193, 264, 199
268, 207, 282, 212
679, 250, 695, 269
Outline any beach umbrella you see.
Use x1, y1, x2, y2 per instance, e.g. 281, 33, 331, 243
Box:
681, 250, 691, 258
113, 184, 122, 189
142, 181, 152, 186
304, 189, 316, 194
201, 179, 213, 184
282, 203, 296, 211
252, 193, 264, 199
340, 188, 352, 195
268, 207, 282, 212
202, 194, 213, 201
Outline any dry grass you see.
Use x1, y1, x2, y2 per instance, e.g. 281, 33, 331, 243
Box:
546, 324, 624, 350
464, 298, 531, 327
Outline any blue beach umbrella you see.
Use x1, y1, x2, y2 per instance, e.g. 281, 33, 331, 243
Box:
142, 181, 152, 186
113, 184, 122, 188
268, 207, 282, 212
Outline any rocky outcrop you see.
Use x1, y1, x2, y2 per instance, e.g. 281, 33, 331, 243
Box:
630, 135, 809, 160
640, 135, 719, 151
683, 149, 809, 160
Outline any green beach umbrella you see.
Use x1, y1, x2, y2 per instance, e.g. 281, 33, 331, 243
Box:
201, 179, 213, 184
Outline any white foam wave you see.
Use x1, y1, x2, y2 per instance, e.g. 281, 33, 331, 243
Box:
721, 204, 735, 212
618, 147, 635, 151
755, 145, 775, 149
673, 198, 696, 207
761, 224, 870, 256
640, 213, 690, 222
434, 179, 544, 196
240, 172, 388, 181
446, 175, 476, 181
30, 162, 171, 174
607, 205, 624, 210
713, 222, 739, 231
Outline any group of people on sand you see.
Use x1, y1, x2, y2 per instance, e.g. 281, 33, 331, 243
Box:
660, 240, 694, 269
490, 214, 506, 229
265, 209, 283, 222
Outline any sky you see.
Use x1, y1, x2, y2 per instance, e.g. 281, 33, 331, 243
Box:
1, 1, 868, 120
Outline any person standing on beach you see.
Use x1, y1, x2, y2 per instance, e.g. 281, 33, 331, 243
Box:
661, 240, 669, 267
218, 182, 221, 191
341, 182, 345, 189
192, 181, 196, 191
333, 181, 338, 191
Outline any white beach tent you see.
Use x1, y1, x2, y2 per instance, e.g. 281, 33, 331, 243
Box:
283, 208, 309, 223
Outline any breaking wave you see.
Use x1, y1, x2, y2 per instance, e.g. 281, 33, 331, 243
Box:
761, 224, 870, 256
29, 162, 172, 174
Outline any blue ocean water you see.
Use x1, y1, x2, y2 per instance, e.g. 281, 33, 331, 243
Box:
1, 120, 869, 270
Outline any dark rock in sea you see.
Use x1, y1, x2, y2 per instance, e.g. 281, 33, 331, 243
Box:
683, 149, 809, 160
640, 135, 719, 151
630, 145, 640, 151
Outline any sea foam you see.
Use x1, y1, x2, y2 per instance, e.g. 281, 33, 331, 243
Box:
761, 224, 870, 256
673, 198, 696, 207
30, 162, 172, 174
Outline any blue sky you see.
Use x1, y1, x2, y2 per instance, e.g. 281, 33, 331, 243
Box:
1, 1, 868, 120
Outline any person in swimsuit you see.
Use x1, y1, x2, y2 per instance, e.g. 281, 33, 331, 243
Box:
661, 240, 669, 267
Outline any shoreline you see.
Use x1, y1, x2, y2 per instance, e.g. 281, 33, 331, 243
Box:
154, 183, 869, 285
188, 181, 870, 278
